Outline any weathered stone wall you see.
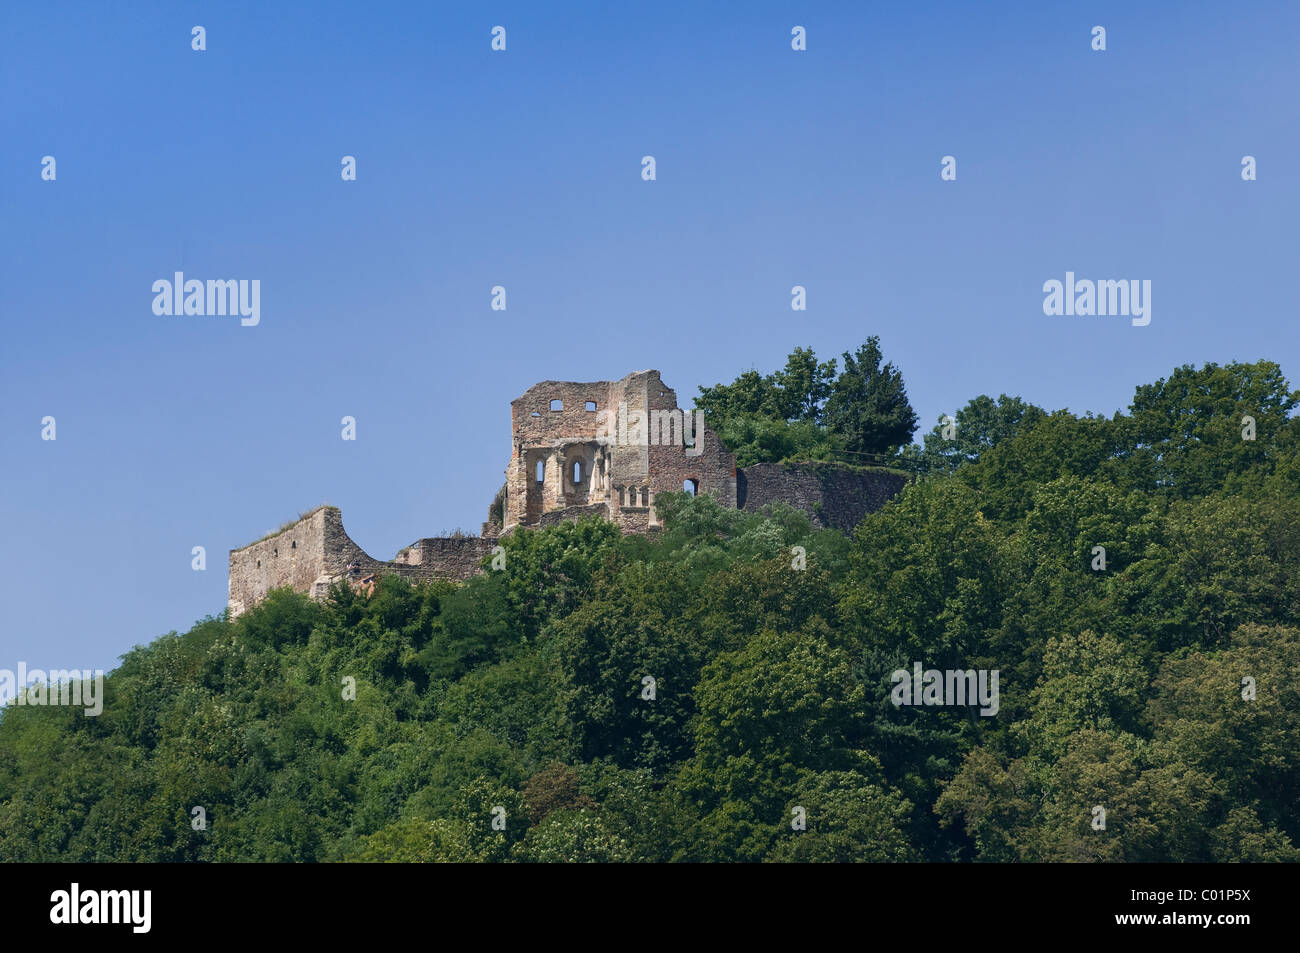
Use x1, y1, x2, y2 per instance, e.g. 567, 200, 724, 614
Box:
537, 502, 610, 528
501, 370, 736, 533
512, 380, 614, 443
396, 537, 497, 580
505, 376, 620, 530
645, 425, 737, 512
229, 506, 496, 615
228, 506, 338, 618
736, 463, 908, 534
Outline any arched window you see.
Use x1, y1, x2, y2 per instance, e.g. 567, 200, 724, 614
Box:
573, 461, 582, 484
536, 460, 545, 483
683, 478, 699, 496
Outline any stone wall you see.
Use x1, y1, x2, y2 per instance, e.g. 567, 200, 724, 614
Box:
645, 424, 737, 512
537, 502, 610, 528
229, 506, 496, 615
505, 376, 619, 530
736, 463, 908, 534
501, 370, 737, 534
394, 536, 497, 581
228, 506, 339, 618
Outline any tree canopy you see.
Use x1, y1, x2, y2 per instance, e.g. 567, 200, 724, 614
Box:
2, 357, 1297, 862
695, 337, 918, 465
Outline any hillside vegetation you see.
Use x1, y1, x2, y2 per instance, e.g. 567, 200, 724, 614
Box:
2, 359, 1298, 862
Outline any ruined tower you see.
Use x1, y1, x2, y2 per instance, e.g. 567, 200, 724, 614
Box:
498, 370, 737, 533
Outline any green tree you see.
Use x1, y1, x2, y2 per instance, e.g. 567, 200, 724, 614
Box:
513, 808, 633, 862
904, 394, 1046, 473
767, 770, 916, 862
1124, 360, 1299, 497
822, 336, 918, 455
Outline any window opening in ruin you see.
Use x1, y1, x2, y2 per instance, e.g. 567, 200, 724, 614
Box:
550, 399, 563, 411
585, 401, 597, 411
536, 460, 545, 483
573, 461, 582, 483
684, 478, 699, 496
531, 411, 541, 417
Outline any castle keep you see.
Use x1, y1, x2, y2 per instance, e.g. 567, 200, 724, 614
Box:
501, 370, 736, 533
228, 370, 907, 616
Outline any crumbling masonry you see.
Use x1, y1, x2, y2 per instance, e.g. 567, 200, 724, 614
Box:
228, 370, 907, 616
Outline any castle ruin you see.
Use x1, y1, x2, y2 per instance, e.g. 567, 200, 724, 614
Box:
228, 370, 907, 617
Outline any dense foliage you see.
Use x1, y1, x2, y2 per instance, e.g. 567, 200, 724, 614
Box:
695, 338, 918, 465
1, 359, 1297, 862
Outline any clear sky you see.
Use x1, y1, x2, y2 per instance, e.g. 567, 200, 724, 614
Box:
3, 0, 1297, 674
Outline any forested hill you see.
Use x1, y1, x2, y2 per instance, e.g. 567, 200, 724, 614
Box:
2, 360, 1299, 862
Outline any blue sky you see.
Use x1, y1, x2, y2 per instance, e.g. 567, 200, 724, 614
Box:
3, 0, 1298, 673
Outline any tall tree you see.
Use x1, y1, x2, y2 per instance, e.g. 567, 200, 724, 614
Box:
1124, 360, 1299, 497
905, 394, 1046, 473
771, 346, 837, 423
823, 336, 918, 455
